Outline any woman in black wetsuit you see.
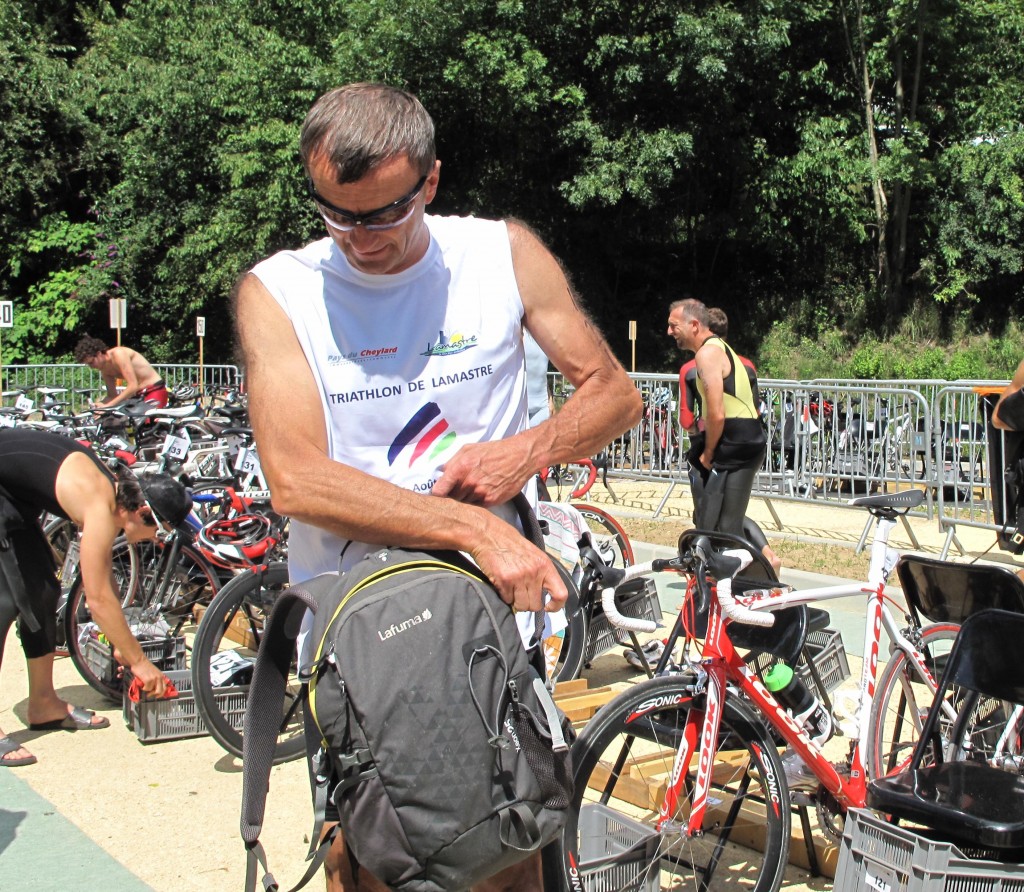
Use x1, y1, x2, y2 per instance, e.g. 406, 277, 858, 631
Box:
0, 428, 190, 767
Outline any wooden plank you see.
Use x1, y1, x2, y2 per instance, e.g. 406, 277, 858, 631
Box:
553, 678, 590, 696
556, 685, 617, 723
555, 687, 615, 711
585, 748, 839, 878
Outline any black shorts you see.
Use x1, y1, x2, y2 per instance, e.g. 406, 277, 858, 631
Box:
0, 523, 60, 661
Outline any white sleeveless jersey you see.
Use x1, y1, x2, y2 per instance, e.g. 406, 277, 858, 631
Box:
251, 215, 529, 580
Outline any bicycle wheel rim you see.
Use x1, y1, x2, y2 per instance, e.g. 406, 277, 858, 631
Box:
572, 504, 635, 568
553, 676, 790, 892
64, 541, 140, 701
191, 563, 305, 764
867, 623, 960, 779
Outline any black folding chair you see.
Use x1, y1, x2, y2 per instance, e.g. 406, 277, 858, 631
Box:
867, 609, 1024, 851
896, 555, 1024, 625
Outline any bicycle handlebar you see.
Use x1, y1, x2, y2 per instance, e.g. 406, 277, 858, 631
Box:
599, 561, 660, 634
707, 547, 776, 628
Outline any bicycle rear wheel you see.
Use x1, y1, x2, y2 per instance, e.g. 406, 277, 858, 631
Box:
191, 563, 305, 764
866, 623, 960, 779
948, 693, 1024, 772
572, 503, 635, 568
548, 675, 790, 892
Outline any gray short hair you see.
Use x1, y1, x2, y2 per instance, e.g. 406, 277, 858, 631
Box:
670, 297, 709, 327
300, 83, 436, 183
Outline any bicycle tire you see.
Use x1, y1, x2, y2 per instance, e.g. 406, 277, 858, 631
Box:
948, 692, 1024, 772
866, 623, 961, 779
571, 503, 635, 568
548, 674, 790, 892
548, 557, 588, 683
63, 538, 146, 700
126, 539, 223, 622
191, 563, 305, 764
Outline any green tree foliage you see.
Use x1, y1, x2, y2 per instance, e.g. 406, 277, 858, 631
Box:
1, 0, 1021, 375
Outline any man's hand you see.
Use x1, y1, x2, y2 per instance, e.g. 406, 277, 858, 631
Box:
433, 441, 534, 507
469, 523, 567, 613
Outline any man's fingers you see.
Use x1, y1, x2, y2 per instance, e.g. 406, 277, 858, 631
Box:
543, 563, 568, 612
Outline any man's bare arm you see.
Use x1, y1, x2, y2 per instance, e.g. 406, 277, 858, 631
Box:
233, 273, 565, 611
993, 359, 1024, 431
433, 221, 642, 505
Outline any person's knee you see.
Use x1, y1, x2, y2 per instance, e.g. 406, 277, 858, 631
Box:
322, 827, 389, 892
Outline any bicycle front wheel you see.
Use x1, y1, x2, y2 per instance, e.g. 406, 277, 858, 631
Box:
64, 538, 143, 700
549, 675, 790, 892
572, 503, 635, 568
866, 623, 960, 779
191, 563, 305, 764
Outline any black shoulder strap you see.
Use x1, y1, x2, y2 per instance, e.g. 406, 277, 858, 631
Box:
240, 575, 322, 892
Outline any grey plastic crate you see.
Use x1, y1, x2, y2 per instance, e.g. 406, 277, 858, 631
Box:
835, 809, 1024, 892
83, 634, 186, 691
124, 668, 248, 743
577, 803, 661, 892
585, 578, 663, 663
752, 627, 851, 693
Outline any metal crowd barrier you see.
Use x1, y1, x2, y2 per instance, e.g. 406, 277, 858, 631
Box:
1, 363, 242, 414
552, 371, 1015, 556
5, 363, 1016, 558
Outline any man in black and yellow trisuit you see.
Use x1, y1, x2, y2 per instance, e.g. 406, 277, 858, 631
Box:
668, 298, 766, 536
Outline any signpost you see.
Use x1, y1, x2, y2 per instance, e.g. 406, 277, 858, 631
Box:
0, 300, 12, 395
196, 316, 206, 403
629, 320, 637, 373
109, 298, 127, 347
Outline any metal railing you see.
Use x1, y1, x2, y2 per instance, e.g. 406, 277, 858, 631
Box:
5, 362, 1016, 558
2, 363, 242, 413
553, 371, 1015, 557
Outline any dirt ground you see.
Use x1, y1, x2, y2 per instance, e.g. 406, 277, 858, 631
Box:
619, 515, 874, 578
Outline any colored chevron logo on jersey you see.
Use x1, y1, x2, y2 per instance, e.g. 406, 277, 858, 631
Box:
387, 402, 459, 467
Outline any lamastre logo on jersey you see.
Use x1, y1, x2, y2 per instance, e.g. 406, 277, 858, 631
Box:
422, 329, 478, 358
388, 402, 459, 467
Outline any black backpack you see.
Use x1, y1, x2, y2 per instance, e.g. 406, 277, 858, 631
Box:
240, 509, 573, 892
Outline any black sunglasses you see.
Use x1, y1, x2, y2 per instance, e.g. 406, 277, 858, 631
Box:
307, 175, 428, 232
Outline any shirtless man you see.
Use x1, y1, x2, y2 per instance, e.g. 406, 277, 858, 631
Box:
73, 335, 169, 408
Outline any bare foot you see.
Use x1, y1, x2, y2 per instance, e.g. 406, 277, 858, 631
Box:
27, 701, 107, 728
0, 733, 36, 766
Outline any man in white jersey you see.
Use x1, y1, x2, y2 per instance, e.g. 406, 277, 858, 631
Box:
233, 83, 641, 892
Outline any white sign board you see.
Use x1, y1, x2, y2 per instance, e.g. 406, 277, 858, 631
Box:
0, 301, 12, 328
196, 316, 206, 337
234, 446, 262, 476
109, 298, 127, 329
161, 431, 192, 461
